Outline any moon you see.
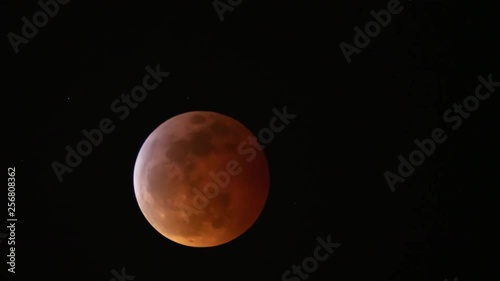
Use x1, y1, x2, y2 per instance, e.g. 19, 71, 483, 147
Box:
133, 111, 270, 247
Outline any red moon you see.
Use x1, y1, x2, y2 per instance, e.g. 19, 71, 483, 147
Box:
133, 111, 270, 247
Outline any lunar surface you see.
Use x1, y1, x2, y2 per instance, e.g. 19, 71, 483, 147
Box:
133, 111, 269, 247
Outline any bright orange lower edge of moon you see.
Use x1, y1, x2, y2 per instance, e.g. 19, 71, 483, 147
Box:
133, 111, 270, 247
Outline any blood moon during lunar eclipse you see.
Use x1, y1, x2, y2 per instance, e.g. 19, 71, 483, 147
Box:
133, 111, 270, 247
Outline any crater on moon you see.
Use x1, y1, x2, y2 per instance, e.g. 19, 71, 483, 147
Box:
133, 111, 270, 247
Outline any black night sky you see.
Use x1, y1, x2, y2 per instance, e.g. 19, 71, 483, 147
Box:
4, 0, 499, 281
